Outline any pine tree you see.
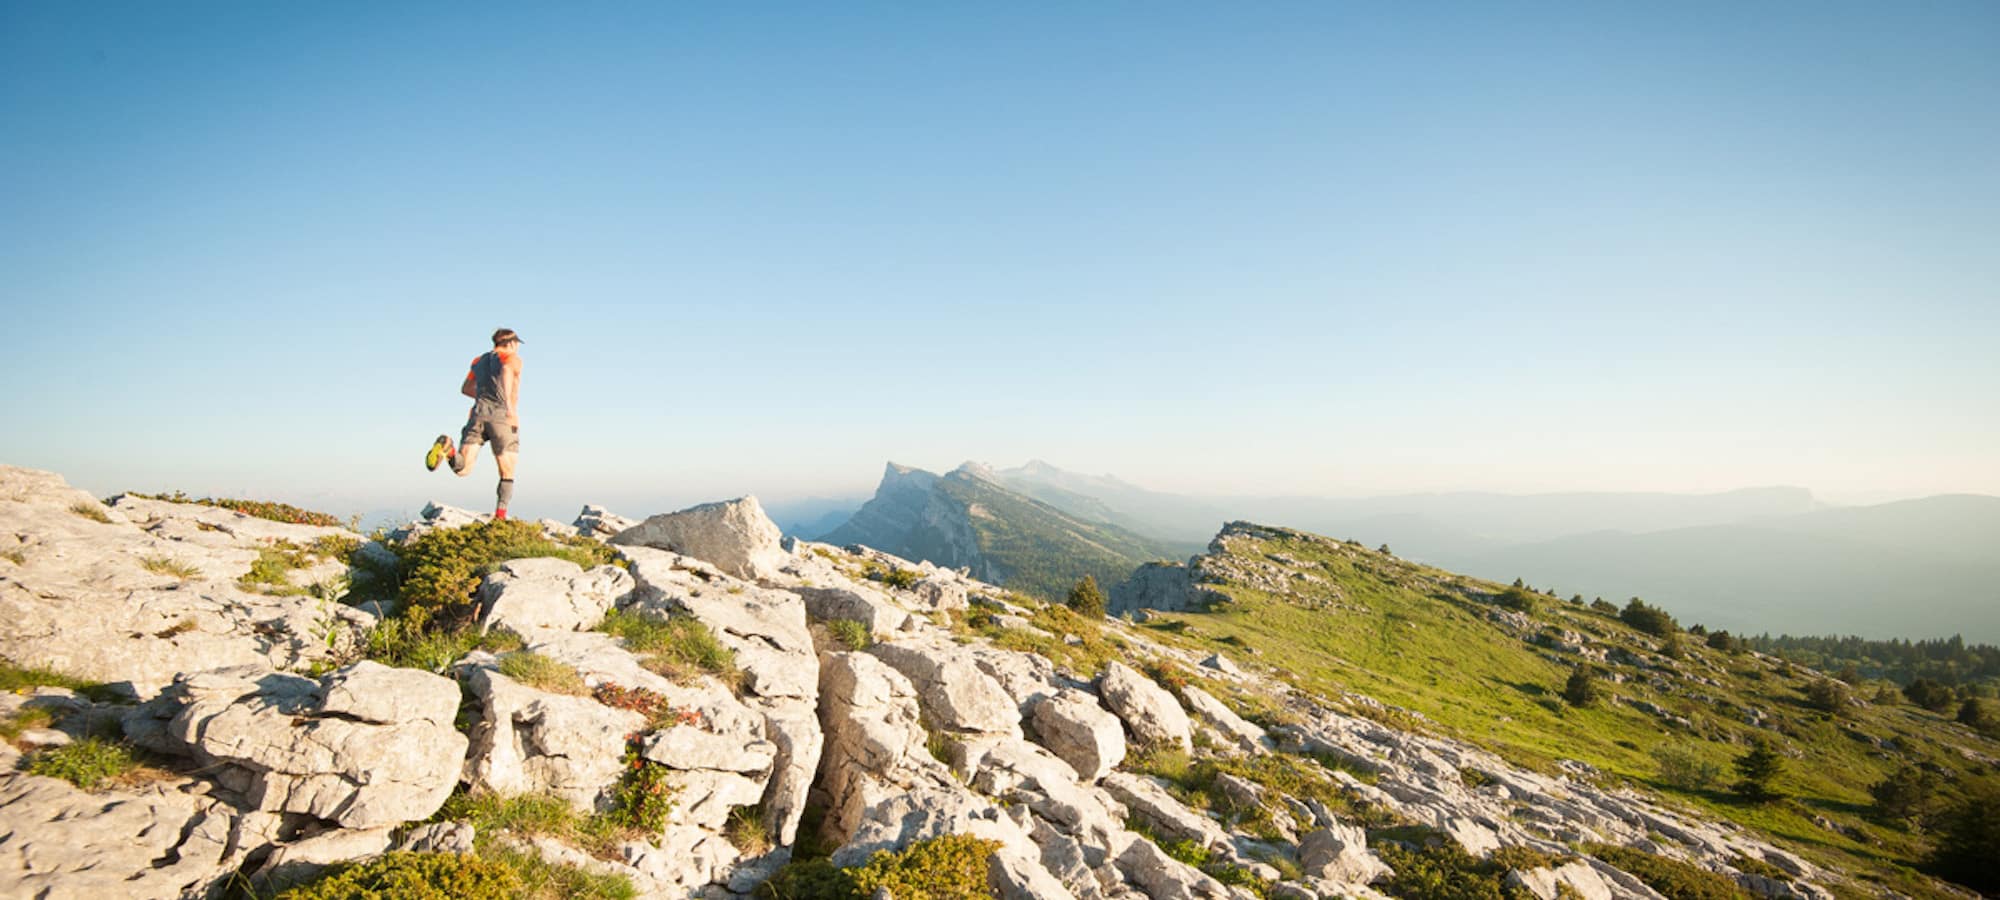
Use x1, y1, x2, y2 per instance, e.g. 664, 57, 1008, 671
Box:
1731, 739, 1785, 802
1065, 575, 1106, 618
1562, 665, 1601, 708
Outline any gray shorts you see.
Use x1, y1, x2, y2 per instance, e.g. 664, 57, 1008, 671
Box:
461, 416, 518, 455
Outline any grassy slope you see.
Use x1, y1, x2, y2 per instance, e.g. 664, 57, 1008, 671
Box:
1132, 526, 1997, 898
936, 473, 1192, 601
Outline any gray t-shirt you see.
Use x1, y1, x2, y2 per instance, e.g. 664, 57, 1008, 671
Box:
468, 350, 517, 421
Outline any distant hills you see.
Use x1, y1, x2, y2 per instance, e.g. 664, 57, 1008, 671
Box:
815, 462, 1195, 601
877, 460, 1999, 642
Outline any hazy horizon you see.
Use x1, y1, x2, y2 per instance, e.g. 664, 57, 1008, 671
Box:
5, 3, 1996, 522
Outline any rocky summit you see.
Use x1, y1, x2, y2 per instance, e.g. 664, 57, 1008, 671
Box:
0, 463, 1981, 899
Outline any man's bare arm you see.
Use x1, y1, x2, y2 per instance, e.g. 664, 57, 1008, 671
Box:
503, 360, 521, 426
461, 370, 477, 399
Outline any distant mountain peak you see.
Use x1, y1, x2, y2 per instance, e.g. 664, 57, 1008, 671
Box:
950, 461, 998, 483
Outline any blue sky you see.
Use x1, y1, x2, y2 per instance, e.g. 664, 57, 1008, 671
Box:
2, 2, 1995, 522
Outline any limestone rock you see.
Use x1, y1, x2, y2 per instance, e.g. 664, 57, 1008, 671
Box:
1507, 861, 1617, 900
395, 821, 477, 854
0, 773, 250, 900
795, 580, 912, 636
612, 496, 788, 581
1182, 685, 1269, 755
1099, 661, 1193, 752
1112, 832, 1234, 899
0, 467, 373, 698
574, 504, 638, 540
252, 825, 397, 892
1031, 689, 1127, 782
462, 664, 644, 812
125, 662, 465, 828
1102, 772, 1231, 851
621, 546, 819, 700
1299, 823, 1392, 885
870, 640, 1022, 736
479, 557, 632, 635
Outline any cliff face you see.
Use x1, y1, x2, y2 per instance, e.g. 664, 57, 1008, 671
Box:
818, 462, 1187, 600
819, 463, 991, 580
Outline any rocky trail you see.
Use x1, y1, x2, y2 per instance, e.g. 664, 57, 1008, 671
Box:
0, 464, 1851, 899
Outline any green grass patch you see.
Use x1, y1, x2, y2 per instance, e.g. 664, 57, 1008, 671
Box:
0, 705, 56, 741
0, 657, 123, 702
497, 652, 587, 695
597, 608, 741, 687
382, 520, 615, 628
826, 619, 873, 651
25, 738, 142, 790
361, 618, 520, 673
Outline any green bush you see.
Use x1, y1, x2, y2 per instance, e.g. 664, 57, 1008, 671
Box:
1562, 666, 1601, 708
757, 834, 1001, 899
849, 833, 1000, 899
363, 618, 519, 673
1066, 575, 1107, 618
826, 619, 873, 651
1495, 587, 1539, 614
1620, 599, 1678, 638
603, 743, 675, 834
276, 851, 523, 900
877, 567, 921, 590
1583, 844, 1748, 900
26, 738, 139, 790
1803, 678, 1849, 714
1705, 630, 1742, 653
241, 546, 312, 595
1651, 744, 1723, 792
394, 520, 615, 626
1902, 678, 1956, 712
598, 608, 740, 686
1372, 832, 1527, 900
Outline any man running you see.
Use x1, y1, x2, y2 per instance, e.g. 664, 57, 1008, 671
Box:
425, 328, 523, 519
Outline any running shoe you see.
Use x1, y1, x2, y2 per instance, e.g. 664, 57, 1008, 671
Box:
425, 435, 453, 471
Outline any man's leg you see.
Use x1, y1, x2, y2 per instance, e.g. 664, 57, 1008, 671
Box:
491, 422, 518, 519
451, 419, 484, 477
494, 450, 516, 519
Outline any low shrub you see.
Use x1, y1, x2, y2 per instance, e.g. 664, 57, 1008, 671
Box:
1495, 586, 1539, 614
1651, 744, 1723, 792
1619, 598, 1678, 638
592, 683, 699, 730
1372, 832, 1529, 900
395, 520, 615, 626
128, 490, 348, 528
603, 741, 676, 834
878, 567, 922, 590
757, 833, 1001, 899
726, 805, 772, 857
276, 851, 523, 900
26, 738, 140, 790
0, 705, 56, 740
1926, 776, 2000, 894
363, 618, 519, 673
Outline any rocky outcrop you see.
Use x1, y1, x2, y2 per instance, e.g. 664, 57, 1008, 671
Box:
478, 557, 632, 636
1099, 661, 1194, 752
573, 504, 637, 540
125, 662, 465, 828
1299, 823, 1392, 885
1182, 685, 1269, 755
1030, 689, 1127, 782
0, 773, 257, 900
869, 639, 1022, 737
461, 663, 643, 812
611, 496, 788, 581
0, 467, 372, 698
